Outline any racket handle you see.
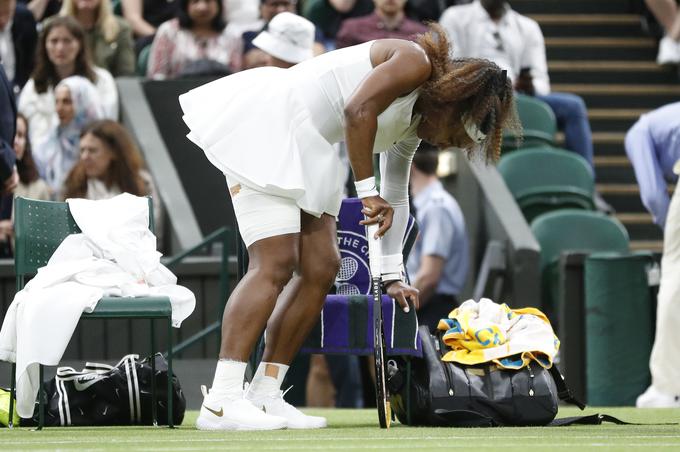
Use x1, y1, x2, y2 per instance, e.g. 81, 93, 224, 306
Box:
366, 223, 382, 278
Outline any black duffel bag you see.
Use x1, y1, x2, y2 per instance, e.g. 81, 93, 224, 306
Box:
22, 353, 185, 427
388, 326, 583, 427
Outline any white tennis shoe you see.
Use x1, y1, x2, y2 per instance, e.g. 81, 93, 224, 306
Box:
196, 385, 287, 431
246, 386, 327, 429
636, 385, 680, 408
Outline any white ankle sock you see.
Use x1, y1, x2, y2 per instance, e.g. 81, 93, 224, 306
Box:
248, 362, 289, 398
209, 359, 247, 397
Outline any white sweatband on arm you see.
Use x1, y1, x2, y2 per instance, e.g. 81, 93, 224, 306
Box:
381, 253, 405, 282
354, 176, 379, 199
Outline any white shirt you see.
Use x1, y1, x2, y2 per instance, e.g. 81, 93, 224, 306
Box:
439, 0, 551, 96
0, 19, 15, 82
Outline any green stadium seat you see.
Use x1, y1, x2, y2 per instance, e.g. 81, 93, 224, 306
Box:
530, 209, 629, 322
497, 146, 595, 223
7, 197, 174, 429
503, 94, 557, 151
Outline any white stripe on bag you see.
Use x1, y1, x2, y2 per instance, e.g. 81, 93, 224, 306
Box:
125, 359, 135, 423
60, 379, 72, 426
130, 356, 141, 424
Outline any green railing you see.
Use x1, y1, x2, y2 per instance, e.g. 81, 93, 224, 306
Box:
163, 226, 235, 357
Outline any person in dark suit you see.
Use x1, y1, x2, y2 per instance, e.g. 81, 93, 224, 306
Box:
0, 0, 38, 91
0, 62, 18, 196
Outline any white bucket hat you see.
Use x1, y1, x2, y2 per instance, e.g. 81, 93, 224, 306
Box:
252, 12, 315, 64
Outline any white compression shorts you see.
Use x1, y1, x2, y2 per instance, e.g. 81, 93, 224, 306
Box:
225, 174, 301, 247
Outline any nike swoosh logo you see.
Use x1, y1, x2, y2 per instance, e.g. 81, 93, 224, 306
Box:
204, 405, 223, 417
73, 376, 107, 391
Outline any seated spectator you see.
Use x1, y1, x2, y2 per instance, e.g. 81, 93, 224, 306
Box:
14, 113, 50, 200
146, 0, 232, 80
121, 0, 178, 54
62, 119, 163, 234
247, 11, 314, 68
335, 0, 427, 48
33, 75, 104, 199
406, 146, 469, 331
624, 102, 680, 229
0, 113, 50, 254
222, 0, 260, 26
0, 0, 38, 92
645, 0, 680, 65
303, 0, 373, 41
18, 16, 118, 147
18, 0, 61, 22
0, 63, 17, 257
59, 0, 136, 76
235, 0, 325, 72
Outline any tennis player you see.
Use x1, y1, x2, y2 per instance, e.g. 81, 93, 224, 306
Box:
180, 23, 518, 431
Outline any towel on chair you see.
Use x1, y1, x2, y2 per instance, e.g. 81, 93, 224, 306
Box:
0, 193, 195, 418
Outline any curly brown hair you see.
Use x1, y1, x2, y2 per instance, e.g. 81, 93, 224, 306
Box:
32, 16, 98, 94
63, 120, 147, 199
415, 23, 521, 162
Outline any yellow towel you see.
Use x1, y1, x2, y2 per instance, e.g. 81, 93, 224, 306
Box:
437, 298, 560, 369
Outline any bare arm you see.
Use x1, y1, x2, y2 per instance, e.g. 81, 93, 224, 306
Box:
26, 0, 51, 21
344, 41, 430, 183
122, 0, 156, 37
413, 255, 445, 306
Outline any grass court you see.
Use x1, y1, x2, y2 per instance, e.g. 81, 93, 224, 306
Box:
3, 407, 679, 451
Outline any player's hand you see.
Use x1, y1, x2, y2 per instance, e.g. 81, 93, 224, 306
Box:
360, 195, 393, 238
385, 281, 419, 313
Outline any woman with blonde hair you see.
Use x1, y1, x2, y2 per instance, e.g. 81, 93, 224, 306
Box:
60, 0, 136, 76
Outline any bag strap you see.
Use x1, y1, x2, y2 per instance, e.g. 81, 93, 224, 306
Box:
550, 413, 677, 427
548, 365, 586, 409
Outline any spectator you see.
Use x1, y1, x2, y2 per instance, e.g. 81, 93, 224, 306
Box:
62, 119, 163, 235
59, 0, 136, 77
439, 2, 594, 170
249, 11, 314, 68
636, 157, 680, 408
0, 0, 38, 92
18, 16, 118, 148
121, 0, 178, 54
18, 0, 61, 22
335, 0, 427, 48
33, 75, 104, 199
236, 0, 325, 72
0, 113, 50, 254
303, 0, 373, 41
645, 0, 680, 65
146, 0, 232, 80
406, 146, 469, 330
624, 102, 680, 230
0, 62, 17, 193
14, 113, 50, 200
222, 0, 260, 26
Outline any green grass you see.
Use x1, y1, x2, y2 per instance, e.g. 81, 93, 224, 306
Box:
3, 407, 680, 451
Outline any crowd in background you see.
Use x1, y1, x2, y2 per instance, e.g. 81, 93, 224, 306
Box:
1, 0, 679, 408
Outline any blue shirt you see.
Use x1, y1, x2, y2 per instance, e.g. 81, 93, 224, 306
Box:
406, 180, 469, 296
625, 102, 680, 228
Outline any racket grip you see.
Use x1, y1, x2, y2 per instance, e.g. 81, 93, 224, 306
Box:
366, 223, 382, 278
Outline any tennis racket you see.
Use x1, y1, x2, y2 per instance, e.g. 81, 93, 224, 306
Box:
367, 222, 391, 429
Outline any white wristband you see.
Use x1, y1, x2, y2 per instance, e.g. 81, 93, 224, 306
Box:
381, 253, 404, 282
355, 176, 379, 199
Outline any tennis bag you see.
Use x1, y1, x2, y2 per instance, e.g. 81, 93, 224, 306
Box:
22, 353, 185, 427
388, 326, 583, 427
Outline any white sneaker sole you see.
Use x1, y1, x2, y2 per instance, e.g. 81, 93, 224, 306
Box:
196, 414, 287, 431
286, 420, 327, 430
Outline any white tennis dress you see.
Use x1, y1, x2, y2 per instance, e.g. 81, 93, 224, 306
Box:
179, 41, 422, 217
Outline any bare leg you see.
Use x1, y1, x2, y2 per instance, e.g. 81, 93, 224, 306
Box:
218, 233, 299, 361
262, 212, 340, 365
646, 0, 678, 32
